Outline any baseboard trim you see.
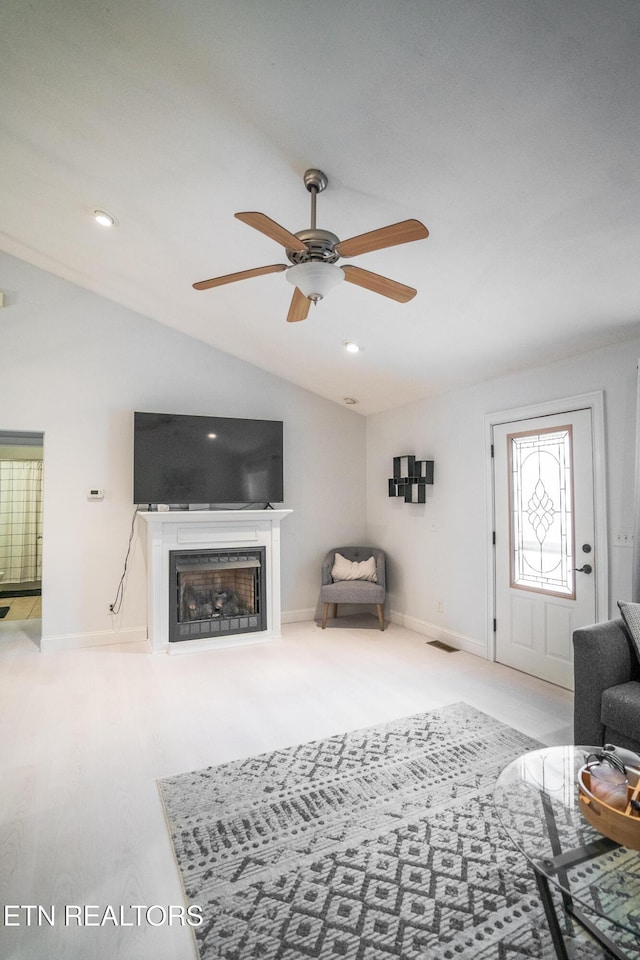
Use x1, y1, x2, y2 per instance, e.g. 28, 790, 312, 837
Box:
389, 610, 486, 657
281, 608, 316, 624
39, 615, 317, 652
38, 612, 485, 654
40, 627, 149, 653
40, 607, 316, 653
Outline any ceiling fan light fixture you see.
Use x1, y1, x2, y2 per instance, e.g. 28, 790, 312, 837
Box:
286, 262, 344, 303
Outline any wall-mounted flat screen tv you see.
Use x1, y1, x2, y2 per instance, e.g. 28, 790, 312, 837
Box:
133, 412, 284, 506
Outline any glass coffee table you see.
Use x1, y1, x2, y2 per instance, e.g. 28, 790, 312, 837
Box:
494, 745, 640, 960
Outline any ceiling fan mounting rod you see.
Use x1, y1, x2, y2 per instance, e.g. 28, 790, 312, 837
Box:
310, 188, 317, 230
303, 168, 327, 230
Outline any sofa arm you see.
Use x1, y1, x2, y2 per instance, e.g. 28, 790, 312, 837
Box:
573, 618, 638, 746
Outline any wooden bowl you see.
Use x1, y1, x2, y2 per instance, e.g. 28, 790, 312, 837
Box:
578, 764, 640, 850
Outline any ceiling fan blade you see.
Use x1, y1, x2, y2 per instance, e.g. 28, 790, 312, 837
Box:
342, 265, 417, 303
286, 287, 311, 323
335, 219, 428, 258
193, 263, 286, 291
235, 212, 307, 252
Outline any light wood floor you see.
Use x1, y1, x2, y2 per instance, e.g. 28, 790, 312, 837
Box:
0, 614, 573, 960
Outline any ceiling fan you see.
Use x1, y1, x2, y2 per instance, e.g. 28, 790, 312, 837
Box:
193, 169, 429, 323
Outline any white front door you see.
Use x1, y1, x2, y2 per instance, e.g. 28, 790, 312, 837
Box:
493, 408, 596, 689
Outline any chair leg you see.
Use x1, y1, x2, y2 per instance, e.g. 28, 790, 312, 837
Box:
332, 603, 338, 620
321, 603, 329, 629
376, 604, 385, 631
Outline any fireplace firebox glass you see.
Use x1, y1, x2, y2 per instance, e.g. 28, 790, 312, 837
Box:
169, 548, 266, 642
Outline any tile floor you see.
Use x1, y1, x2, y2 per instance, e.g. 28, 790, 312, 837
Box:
0, 593, 41, 619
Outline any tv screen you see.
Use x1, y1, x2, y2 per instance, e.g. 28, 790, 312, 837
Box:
133, 412, 284, 506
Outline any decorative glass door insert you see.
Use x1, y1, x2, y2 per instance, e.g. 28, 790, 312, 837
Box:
508, 425, 575, 598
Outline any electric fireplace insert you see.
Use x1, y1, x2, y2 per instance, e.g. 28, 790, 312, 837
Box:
168, 548, 266, 643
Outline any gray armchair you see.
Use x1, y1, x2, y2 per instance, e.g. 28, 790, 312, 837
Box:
573, 617, 640, 751
320, 546, 386, 631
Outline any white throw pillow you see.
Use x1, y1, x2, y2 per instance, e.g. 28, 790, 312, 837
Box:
331, 552, 377, 582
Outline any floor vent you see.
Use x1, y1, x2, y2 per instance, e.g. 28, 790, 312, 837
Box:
427, 640, 459, 653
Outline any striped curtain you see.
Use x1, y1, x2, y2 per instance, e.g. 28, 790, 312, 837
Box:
0, 460, 44, 583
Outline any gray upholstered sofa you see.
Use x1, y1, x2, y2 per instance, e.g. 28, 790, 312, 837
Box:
573, 617, 640, 752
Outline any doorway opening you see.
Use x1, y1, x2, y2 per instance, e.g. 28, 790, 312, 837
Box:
0, 430, 44, 623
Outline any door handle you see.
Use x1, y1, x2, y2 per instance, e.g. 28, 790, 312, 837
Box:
573, 564, 593, 574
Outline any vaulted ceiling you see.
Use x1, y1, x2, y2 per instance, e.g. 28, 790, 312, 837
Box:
1, 0, 639, 414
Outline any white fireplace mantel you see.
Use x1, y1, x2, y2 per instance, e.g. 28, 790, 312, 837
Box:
138, 509, 292, 653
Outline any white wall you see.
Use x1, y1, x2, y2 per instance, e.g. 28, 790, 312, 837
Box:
366, 338, 639, 652
6, 247, 636, 654
0, 252, 367, 646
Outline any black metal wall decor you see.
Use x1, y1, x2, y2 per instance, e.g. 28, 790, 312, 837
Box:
388, 455, 434, 503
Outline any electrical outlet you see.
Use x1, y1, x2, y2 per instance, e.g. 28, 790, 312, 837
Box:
437, 600, 444, 613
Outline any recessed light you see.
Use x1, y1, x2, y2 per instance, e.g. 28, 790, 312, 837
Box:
343, 397, 359, 405
93, 209, 117, 227
207, 433, 217, 439
344, 341, 361, 353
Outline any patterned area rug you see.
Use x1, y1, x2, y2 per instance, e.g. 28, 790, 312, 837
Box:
158, 703, 609, 959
